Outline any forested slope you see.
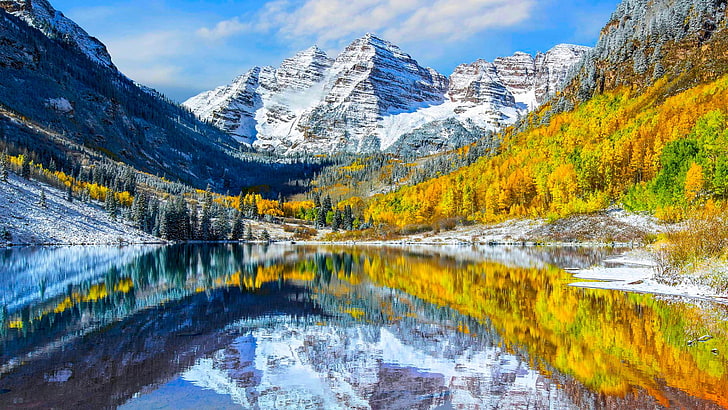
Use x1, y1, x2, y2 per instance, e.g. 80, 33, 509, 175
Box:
362, 0, 728, 229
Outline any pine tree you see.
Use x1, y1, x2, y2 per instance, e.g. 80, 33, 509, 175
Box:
20, 156, 31, 179
0, 151, 8, 183
332, 209, 342, 232
66, 183, 73, 203
213, 209, 230, 241
251, 195, 259, 219
230, 211, 245, 241
322, 196, 332, 212
262, 229, 271, 243
199, 201, 212, 241
189, 202, 199, 239
343, 205, 354, 230
105, 190, 118, 219
149, 199, 160, 236
39, 189, 47, 208
158, 204, 169, 240
246, 225, 253, 241
131, 194, 149, 230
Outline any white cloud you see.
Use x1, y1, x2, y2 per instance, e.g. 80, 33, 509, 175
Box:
196, 17, 252, 40
106, 31, 192, 63
251, 0, 536, 46
123, 64, 185, 87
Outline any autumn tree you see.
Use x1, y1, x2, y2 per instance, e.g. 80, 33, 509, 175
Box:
684, 162, 704, 203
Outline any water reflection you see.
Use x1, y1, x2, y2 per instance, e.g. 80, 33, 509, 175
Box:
0, 244, 726, 409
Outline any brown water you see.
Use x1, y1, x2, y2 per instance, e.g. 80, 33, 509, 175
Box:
0, 244, 726, 409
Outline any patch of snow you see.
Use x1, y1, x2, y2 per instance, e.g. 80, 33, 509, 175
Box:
0, 172, 159, 246
45, 97, 73, 113
569, 249, 727, 303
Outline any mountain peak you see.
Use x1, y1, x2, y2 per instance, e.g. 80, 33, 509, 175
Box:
298, 45, 327, 57
185, 36, 587, 155
350, 32, 396, 49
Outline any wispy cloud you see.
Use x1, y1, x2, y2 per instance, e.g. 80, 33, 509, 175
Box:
196, 17, 252, 40
246, 0, 536, 46
106, 31, 192, 62
56, 0, 584, 101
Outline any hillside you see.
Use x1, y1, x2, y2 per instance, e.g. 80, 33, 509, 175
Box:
0, 173, 157, 245
0, 5, 327, 193
560, 0, 728, 107
360, 0, 728, 232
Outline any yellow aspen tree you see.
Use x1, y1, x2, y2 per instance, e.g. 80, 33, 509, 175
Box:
684, 162, 704, 203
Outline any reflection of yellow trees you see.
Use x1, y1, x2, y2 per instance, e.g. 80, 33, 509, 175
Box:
357, 254, 728, 407
217, 266, 317, 290
6, 247, 728, 407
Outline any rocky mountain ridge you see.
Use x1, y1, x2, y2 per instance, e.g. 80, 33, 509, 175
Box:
184, 35, 589, 156
0, 5, 285, 191
560, 0, 728, 106
0, 0, 114, 68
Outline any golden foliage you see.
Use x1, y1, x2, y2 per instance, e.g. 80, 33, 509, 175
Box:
365, 75, 728, 227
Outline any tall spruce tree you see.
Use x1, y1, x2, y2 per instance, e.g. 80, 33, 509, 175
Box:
131, 194, 149, 231
0, 151, 8, 183
213, 209, 230, 241
105, 190, 118, 219
343, 205, 354, 230
39, 189, 47, 208
199, 200, 212, 241
20, 156, 31, 179
230, 211, 245, 241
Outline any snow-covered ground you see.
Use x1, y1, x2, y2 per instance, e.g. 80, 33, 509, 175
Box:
569, 250, 728, 304
0, 173, 158, 246
336, 209, 666, 246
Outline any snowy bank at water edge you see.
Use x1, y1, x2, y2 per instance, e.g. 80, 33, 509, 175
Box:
569, 251, 728, 304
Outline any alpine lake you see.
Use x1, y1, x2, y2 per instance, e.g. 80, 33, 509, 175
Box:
0, 244, 727, 409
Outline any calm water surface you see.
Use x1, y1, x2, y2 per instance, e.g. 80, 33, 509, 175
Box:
0, 244, 727, 409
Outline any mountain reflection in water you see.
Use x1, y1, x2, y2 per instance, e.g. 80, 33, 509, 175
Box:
0, 244, 726, 409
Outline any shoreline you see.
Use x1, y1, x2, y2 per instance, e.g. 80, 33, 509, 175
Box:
7, 238, 727, 305
568, 251, 728, 305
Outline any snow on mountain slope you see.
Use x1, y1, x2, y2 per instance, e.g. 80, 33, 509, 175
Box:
185, 35, 589, 156
0, 0, 114, 68
0, 173, 157, 246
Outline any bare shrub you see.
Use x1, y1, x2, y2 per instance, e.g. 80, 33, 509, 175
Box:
654, 214, 728, 284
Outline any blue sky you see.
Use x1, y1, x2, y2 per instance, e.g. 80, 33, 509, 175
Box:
52, 0, 620, 102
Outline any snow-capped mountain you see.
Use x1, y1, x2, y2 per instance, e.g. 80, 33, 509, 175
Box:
0, 0, 114, 68
184, 35, 589, 156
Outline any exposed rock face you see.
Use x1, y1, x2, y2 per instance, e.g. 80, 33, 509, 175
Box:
185, 35, 589, 156
561, 0, 728, 105
295, 34, 450, 153
0, 0, 114, 68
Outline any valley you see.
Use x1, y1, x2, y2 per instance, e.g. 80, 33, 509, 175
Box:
2, 0, 728, 407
